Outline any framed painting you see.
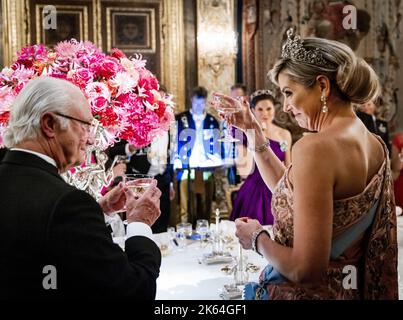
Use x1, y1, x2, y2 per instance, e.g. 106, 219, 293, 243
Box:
101, 2, 160, 77
41, 10, 83, 46
30, 1, 93, 47
112, 10, 155, 51
106, 7, 156, 54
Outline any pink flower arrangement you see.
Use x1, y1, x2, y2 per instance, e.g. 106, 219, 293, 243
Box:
0, 39, 174, 149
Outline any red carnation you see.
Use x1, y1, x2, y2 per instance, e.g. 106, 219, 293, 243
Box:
110, 48, 126, 60
0, 111, 10, 125
155, 101, 166, 118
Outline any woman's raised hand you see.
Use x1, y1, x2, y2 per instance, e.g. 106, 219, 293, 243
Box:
212, 92, 260, 133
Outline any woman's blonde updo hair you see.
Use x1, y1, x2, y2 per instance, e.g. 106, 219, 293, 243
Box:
268, 37, 381, 105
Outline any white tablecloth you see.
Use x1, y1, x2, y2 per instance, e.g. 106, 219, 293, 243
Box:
150, 215, 403, 300
154, 222, 269, 300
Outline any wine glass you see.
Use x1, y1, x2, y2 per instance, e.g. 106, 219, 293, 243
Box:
196, 219, 209, 249
124, 173, 154, 197
212, 96, 241, 143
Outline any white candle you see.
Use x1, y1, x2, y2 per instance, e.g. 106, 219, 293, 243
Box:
215, 208, 220, 235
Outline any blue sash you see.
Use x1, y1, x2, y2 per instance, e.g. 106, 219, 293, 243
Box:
244, 200, 379, 300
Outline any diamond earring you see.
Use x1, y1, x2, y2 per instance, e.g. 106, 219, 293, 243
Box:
321, 95, 328, 113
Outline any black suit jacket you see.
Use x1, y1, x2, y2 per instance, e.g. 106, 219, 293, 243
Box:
0, 151, 161, 300
0, 148, 6, 162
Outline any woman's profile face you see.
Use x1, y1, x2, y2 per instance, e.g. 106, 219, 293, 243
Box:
278, 71, 322, 130
252, 99, 275, 126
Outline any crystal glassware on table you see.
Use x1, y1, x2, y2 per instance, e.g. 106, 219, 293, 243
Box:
157, 233, 170, 257
176, 222, 192, 249
234, 243, 249, 285
196, 219, 209, 249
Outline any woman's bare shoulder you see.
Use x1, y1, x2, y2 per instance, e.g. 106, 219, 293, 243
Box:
290, 134, 337, 187
292, 133, 335, 160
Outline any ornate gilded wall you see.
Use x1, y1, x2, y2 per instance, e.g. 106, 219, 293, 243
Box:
197, 0, 236, 103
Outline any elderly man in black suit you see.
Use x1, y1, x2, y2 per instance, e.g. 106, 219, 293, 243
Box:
0, 77, 162, 299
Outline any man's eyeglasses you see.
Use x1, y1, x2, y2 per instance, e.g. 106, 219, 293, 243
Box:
54, 112, 94, 134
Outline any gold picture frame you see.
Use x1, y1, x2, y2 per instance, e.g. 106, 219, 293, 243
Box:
35, 4, 89, 46
108, 8, 156, 53
101, 2, 160, 78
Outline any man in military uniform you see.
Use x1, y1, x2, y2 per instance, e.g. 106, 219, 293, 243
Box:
173, 86, 223, 224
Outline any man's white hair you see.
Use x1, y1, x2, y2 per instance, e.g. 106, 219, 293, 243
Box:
4, 76, 86, 147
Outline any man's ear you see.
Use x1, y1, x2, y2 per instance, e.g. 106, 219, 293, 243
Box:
40, 113, 57, 138
315, 75, 331, 97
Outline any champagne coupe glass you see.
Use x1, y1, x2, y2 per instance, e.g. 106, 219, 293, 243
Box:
213, 96, 241, 143
121, 174, 154, 225
124, 173, 154, 197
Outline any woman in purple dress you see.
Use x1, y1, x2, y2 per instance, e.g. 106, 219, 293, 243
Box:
230, 90, 292, 225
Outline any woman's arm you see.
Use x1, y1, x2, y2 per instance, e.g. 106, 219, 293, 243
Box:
236, 138, 334, 284
247, 124, 287, 191
283, 129, 293, 167
213, 93, 287, 191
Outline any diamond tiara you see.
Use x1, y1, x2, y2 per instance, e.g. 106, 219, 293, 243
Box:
281, 28, 337, 68
250, 89, 275, 102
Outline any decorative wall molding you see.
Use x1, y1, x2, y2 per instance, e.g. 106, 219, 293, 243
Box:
2, 0, 29, 66
161, 0, 186, 111
196, 0, 236, 99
